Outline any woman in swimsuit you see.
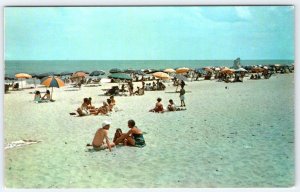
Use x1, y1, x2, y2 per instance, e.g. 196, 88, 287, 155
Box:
149, 97, 164, 113
114, 120, 146, 147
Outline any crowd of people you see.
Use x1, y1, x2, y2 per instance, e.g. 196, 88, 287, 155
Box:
76, 96, 116, 116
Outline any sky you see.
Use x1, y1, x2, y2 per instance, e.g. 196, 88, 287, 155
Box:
4, 6, 294, 60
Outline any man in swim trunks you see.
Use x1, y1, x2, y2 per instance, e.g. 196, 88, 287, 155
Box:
90, 120, 115, 151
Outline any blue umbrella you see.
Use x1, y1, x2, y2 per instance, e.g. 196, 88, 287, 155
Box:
90, 70, 105, 76
108, 73, 132, 80
37, 72, 55, 79
60, 71, 73, 76
109, 68, 123, 73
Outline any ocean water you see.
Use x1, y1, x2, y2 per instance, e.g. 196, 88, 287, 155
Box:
4, 60, 294, 76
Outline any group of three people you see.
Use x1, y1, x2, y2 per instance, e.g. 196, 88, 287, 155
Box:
88, 119, 146, 151
77, 96, 116, 116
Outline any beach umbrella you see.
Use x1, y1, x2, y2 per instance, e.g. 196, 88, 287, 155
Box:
164, 68, 176, 73
72, 71, 86, 78
37, 72, 55, 79
124, 69, 136, 74
194, 68, 204, 74
15, 73, 32, 79
109, 68, 123, 73
108, 73, 132, 80
60, 71, 73, 76
204, 67, 214, 73
221, 68, 235, 74
134, 70, 146, 76
174, 74, 187, 81
152, 72, 170, 80
251, 67, 264, 73
235, 68, 247, 72
41, 76, 65, 100
90, 70, 105, 76
176, 67, 190, 74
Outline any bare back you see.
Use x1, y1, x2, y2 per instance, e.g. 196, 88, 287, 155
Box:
92, 128, 108, 147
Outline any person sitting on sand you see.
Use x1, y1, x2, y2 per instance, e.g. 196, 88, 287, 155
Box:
114, 120, 146, 147
167, 99, 176, 111
87, 97, 95, 109
110, 96, 116, 106
87, 120, 115, 151
149, 97, 164, 113
34, 91, 42, 102
76, 98, 90, 116
113, 128, 123, 143
42, 90, 51, 101
107, 99, 114, 112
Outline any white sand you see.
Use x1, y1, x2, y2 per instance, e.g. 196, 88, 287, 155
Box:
4, 73, 294, 188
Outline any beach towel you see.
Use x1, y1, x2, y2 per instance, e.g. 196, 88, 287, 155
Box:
5, 139, 42, 150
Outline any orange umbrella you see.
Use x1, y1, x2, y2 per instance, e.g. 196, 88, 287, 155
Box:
251, 67, 264, 73
72, 71, 86, 78
176, 67, 190, 74
164, 68, 176, 73
41, 76, 65, 100
152, 72, 170, 80
15, 73, 32, 79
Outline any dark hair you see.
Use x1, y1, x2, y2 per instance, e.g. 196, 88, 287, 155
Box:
128, 120, 135, 127
107, 99, 111, 104
84, 98, 89, 102
157, 97, 162, 102
110, 96, 114, 99
89, 97, 92, 101
46, 90, 50, 94
169, 99, 173, 103
35, 91, 40, 95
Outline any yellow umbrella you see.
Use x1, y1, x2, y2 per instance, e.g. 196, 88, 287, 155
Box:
176, 67, 190, 74
15, 73, 32, 79
152, 72, 170, 80
15, 73, 32, 89
164, 68, 175, 73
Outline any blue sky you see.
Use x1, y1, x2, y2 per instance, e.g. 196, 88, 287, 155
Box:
5, 6, 294, 60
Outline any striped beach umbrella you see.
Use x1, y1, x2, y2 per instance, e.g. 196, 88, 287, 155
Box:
41, 76, 65, 100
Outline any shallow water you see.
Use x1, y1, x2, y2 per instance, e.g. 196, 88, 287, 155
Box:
4, 74, 294, 188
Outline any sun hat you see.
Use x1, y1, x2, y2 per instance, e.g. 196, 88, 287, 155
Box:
102, 120, 111, 127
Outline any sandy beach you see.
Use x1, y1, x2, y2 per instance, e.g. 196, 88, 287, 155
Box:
4, 73, 294, 188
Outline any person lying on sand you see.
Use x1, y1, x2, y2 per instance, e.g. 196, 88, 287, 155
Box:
86, 120, 115, 151
149, 97, 164, 113
89, 101, 110, 115
114, 120, 146, 147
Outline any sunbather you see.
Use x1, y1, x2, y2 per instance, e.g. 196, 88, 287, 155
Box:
42, 90, 51, 100
149, 97, 164, 113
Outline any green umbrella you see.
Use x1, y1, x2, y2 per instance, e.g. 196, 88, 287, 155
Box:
108, 73, 132, 80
